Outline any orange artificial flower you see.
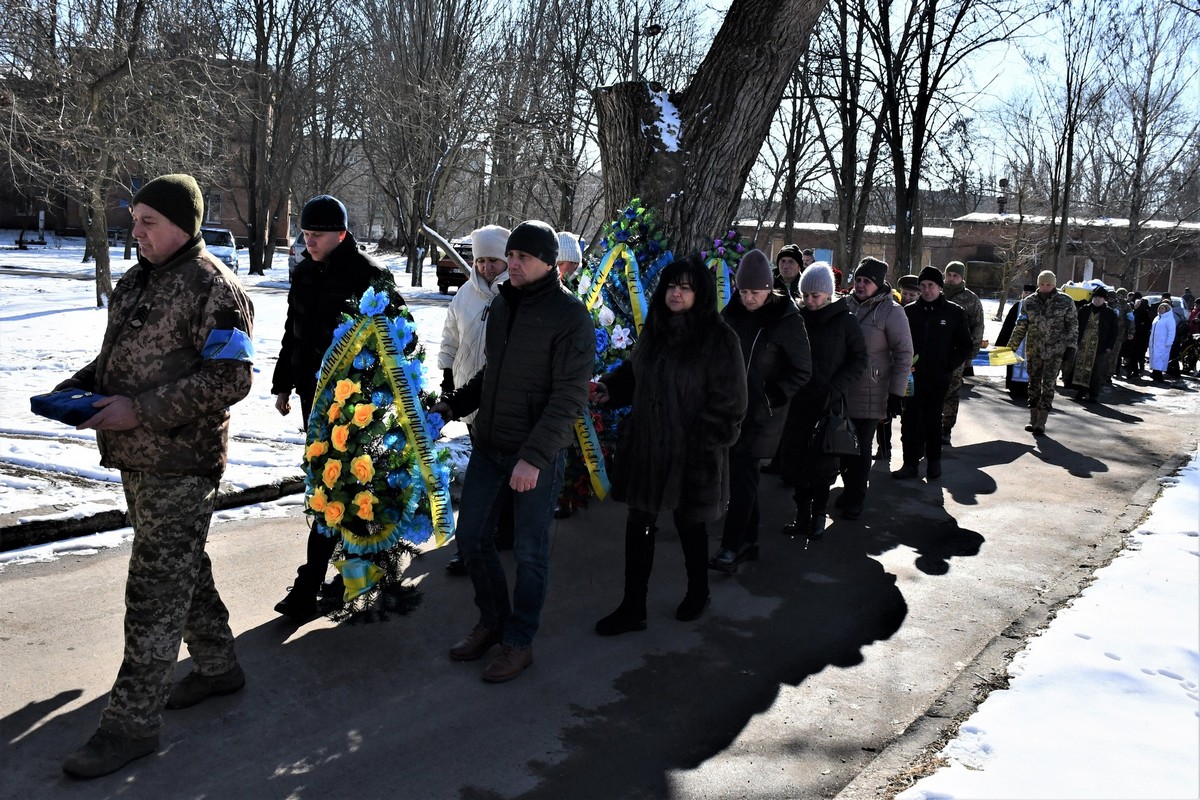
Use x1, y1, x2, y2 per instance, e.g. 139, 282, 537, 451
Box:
350, 454, 375, 483
331, 424, 351, 452
327, 403, 342, 423
322, 459, 343, 488
351, 403, 377, 427
353, 490, 376, 521
324, 501, 345, 526
334, 378, 361, 403
305, 440, 329, 460
308, 486, 328, 512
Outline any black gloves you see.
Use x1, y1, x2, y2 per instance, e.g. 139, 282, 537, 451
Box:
887, 393, 903, 418
441, 368, 454, 396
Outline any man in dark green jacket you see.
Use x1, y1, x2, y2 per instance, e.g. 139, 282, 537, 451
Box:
433, 220, 593, 683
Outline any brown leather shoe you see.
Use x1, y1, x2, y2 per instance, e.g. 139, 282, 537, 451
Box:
449, 625, 502, 662
481, 643, 533, 683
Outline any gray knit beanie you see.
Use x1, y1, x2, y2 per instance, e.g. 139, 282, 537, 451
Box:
800, 262, 835, 295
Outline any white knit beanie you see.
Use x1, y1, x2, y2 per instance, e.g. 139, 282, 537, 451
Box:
800, 261, 835, 295
557, 231, 582, 263
471, 225, 510, 261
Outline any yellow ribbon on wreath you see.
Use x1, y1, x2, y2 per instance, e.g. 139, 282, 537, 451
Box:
710, 257, 735, 312
585, 243, 648, 334
573, 412, 610, 500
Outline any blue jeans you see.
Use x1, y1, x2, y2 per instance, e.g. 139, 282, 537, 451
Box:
455, 443, 565, 647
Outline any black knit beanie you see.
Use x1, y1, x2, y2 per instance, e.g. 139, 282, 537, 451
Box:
132, 174, 204, 237
776, 243, 803, 266
918, 265, 944, 288
506, 220, 558, 265
300, 195, 348, 231
854, 257, 888, 289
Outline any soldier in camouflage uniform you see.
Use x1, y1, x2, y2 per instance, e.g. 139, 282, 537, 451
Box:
1006, 269, 1078, 435
941, 262, 985, 445
56, 174, 255, 779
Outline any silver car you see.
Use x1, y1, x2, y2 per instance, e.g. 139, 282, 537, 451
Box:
201, 227, 239, 273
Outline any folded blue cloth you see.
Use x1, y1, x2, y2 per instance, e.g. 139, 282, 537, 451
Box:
30, 389, 109, 426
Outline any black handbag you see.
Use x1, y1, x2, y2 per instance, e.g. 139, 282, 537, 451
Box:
812, 400, 860, 458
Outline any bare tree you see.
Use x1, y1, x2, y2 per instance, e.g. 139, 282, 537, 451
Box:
867, 0, 1035, 274
356, 0, 489, 285
0, 0, 232, 303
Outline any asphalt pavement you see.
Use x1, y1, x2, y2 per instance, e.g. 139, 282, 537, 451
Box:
1, 374, 1196, 799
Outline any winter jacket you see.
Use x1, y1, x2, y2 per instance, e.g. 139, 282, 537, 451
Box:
65, 238, 254, 477
779, 298, 867, 486
1149, 311, 1176, 372
773, 273, 801, 301
905, 293, 973, 384
271, 233, 399, 407
722, 293, 812, 458
944, 282, 986, 349
447, 270, 593, 470
846, 285, 914, 420
437, 263, 508, 424
1008, 288, 1079, 364
602, 310, 747, 521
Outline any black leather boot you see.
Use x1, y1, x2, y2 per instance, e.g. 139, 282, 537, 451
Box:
274, 526, 338, 620
596, 518, 656, 635
675, 521, 710, 621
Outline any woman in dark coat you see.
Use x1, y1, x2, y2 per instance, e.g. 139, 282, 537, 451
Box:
708, 250, 811, 574
593, 257, 747, 635
779, 262, 867, 539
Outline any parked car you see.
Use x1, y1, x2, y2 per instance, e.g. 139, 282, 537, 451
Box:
201, 227, 239, 273
288, 231, 305, 279
436, 238, 472, 294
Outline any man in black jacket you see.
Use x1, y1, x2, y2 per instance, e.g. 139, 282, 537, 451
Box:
893, 266, 972, 481
271, 195, 403, 620
432, 220, 593, 683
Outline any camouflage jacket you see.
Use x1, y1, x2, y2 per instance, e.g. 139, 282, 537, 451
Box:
944, 282, 985, 349
1008, 288, 1078, 357
68, 238, 255, 477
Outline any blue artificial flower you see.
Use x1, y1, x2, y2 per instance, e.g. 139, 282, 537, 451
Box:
331, 316, 355, 343
382, 431, 402, 449
372, 390, 394, 408
426, 411, 445, 438
595, 329, 610, 354
387, 316, 416, 352
387, 470, 412, 490
359, 286, 390, 316
624, 207, 637, 220
616, 231, 629, 242
406, 514, 434, 545
353, 350, 377, 370
648, 240, 660, 254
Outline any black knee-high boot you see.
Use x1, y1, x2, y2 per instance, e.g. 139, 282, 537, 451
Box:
595, 515, 656, 635
784, 490, 812, 535
675, 519, 710, 621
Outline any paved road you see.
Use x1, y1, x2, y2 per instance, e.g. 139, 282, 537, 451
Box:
1, 375, 1196, 799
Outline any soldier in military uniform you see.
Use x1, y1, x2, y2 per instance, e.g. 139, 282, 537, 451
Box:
1005, 269, 1078, 435
55, 174, 255, 778
941, 262, 985, 445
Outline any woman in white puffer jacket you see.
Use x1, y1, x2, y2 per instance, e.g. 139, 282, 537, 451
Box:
438, 225, 510, 425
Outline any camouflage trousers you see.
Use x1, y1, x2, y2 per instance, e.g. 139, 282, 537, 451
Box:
941, 365, 967, 431
99, 471, 237, 738
1026, 349, 1066, 416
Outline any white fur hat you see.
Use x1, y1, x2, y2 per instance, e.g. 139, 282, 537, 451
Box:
557, 231, 582, 264
471, 225, 510, 261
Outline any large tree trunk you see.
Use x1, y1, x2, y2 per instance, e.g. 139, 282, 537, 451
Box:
594, 0, 826, 257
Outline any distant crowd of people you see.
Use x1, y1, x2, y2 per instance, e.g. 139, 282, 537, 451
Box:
50, 180, 1197, 780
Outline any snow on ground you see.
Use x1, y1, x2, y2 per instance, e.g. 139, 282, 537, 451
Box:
899, 447, 1200, 800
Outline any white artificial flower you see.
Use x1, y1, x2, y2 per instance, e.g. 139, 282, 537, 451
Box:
578, 273, 592, 295
598, 305, 615, 327
612, 325, 632, 349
